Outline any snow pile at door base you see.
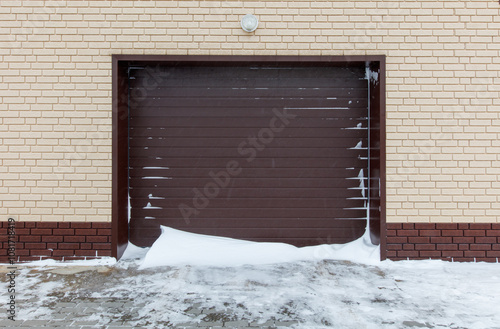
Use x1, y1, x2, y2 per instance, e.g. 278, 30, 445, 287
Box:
139, 226, 379, 269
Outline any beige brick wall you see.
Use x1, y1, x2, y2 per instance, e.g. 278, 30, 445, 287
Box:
1, 0, 499, 224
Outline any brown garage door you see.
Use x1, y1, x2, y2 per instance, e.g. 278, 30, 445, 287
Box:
128, 62, 369, 247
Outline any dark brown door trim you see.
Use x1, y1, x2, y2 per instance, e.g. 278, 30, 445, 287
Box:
112, 55, 386, 260
111, 56, 131, 260
368, 59, 387, 260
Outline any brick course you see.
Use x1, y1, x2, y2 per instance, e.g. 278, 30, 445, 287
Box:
386, 223, 500, 262
0, 221, 111, 263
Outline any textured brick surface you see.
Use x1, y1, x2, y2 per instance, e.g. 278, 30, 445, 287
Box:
386, 223, 500, 262
0, 1, 498, 226
0, 221, 111, 263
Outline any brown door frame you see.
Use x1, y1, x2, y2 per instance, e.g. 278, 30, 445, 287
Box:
112, 55, 386, 260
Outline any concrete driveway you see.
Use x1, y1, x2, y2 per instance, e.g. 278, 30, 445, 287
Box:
1, 258, 499, 329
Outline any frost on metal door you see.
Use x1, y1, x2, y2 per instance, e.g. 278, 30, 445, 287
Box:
128, 63, 369, 247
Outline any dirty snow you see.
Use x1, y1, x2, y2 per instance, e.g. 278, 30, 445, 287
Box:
3, 254, 500, 328
2, 231, 500, 329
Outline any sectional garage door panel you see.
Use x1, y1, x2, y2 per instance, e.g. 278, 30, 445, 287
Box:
128, 63, 369, 247
129, 218, 368, 247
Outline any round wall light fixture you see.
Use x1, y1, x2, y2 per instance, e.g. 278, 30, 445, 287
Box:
241, 14, 259, 32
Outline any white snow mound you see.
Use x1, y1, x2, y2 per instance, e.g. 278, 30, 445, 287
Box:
139, 226, 380, 269
121, 241, 150, 260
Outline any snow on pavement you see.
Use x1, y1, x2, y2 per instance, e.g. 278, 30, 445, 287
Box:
1, 229, 499, 328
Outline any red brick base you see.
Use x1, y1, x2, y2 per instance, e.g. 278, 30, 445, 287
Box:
386, 223, 500, 262
4, 221, 500, 263
0, 221, 112, 263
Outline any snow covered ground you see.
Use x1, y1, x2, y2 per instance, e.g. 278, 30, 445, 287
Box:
3, 229, 500, 328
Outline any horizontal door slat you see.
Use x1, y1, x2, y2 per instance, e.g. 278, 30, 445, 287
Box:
129, 137, 368, 148
129, 127, 368, 138
129, 177, 366, 189
129, 167, 364, 179
130, 77, 368, 88
132, 96, 367, 109
129, 107, 368, 118
132, 86, 368, 98
129, 198, 364, 209
128, 226, 366, 240
129, 157, 367, 168
130, 65, 365, 80
129, 117, 367, 129
129, 147, 367, 159
129, 187, 366, 198
129, 234, 364, 248
131, 208, 367, 219
131, 217, 367, 229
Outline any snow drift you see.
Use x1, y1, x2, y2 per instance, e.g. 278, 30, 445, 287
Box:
139, 226, 379, 269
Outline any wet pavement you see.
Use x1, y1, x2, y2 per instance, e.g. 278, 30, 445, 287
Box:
1, 262, 300, 329
1, 258, 500, 329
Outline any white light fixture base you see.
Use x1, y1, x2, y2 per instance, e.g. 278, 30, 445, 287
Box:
241, 14, 259, 33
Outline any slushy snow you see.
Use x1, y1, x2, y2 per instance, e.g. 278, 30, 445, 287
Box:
3, 229, 500, 329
